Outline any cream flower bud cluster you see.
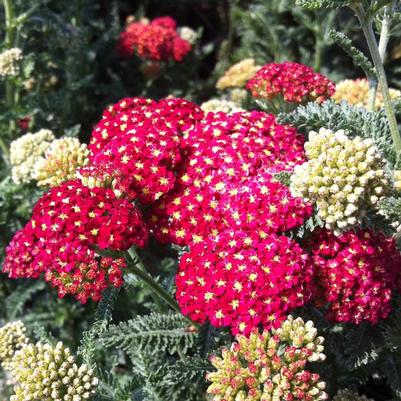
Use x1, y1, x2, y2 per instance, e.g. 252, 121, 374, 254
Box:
273, 315, 325, 362
200, 98, 245, 114
0, 321, 29, 371
77, 166, 121, 196
34, 137, 89, 188
393, 170, 401, 192
290, 128, 389, 235
10, 341, 98, 401
207, 315, 327, 401
333, 389, 374, 401
229, 88, 248, 105
177, 26, 197, 44
216, 58, 261, 90
10, 129, 55, 184
333, 79, 401, 111
0, 48, 23, 78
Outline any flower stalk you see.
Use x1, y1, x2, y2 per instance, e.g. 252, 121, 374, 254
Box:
3, 0, 16, 108
353, 2, 401, 153
126, 247, 200, 329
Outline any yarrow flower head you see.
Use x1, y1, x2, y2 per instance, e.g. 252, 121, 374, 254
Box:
216, 58, 261, 90
246, 62, 335, 111
333, 78, 401, 110
148, 111, 309, 246
176, 230, 314, 335
0, 48, 23, 78
309, 228, 401, 324
200, 98, 245, 114
333, 389, 374, 401
207, 315, 327, 401
86, 97, 203, 203
34, 137, 90, 187
0, 321, 29, 371
10, 129, 55, 184
10, 341, 98, 401
117, 16, 192, 62
3, 180, 148, 302
150, 172, 312, 246
290, 128, 390, 235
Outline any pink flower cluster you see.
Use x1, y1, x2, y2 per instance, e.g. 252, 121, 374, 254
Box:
117, 16, 192, 62
247, 62, 335, 104
4, 90, 401, 330
148, 111, 310, 246
309, 229, 401, 324
3, 180, 148, 303
149, 172, 312, 246
176, 230, 314, 335
87, 97, 203, 204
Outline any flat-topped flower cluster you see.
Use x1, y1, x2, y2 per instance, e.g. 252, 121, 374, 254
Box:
4, 62, 401, 338
207, 316, 327, 401
117, 16, 192, 62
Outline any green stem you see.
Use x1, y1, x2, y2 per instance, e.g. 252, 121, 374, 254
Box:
353, 3, 401, 153
0, 135, 10, 161
3, 0, 15, 47
126, 248, 200, 329
367, 80, 378, 111
368, 1, 393, 111
3, 0, 17, 147
313, 36, 323, 72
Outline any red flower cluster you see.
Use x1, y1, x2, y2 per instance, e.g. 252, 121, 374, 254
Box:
247, 62, 335, 104
148, 111, 310, 245
117, 16, 192, 62
149, 172, 312, 246
310, 229, 401, 324
176, 230, 314, 335
3, 180, 149, 303
87, 97, 203, 204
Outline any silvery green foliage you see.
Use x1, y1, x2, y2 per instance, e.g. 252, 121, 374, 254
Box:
296, 0, 351, 9
278, 101, 398, 167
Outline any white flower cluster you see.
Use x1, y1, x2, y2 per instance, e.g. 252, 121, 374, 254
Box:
10, 341, 98, 401
10, 129, 55, 184
177, 26, 197, 44
200, 98, 245, 114
0, 48, 23, 78
34, 137, 89, 188
290, 128, 389, 235
0, 321, 29, 371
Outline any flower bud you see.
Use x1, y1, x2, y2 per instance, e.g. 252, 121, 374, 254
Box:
290, 128, 390, 235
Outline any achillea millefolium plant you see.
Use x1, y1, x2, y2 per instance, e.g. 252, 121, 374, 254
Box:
1, 0, 401, 401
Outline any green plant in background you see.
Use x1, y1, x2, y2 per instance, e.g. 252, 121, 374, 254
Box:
296, 0, 401, 152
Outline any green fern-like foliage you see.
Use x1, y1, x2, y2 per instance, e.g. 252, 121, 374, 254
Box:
296, 0, 350, 9
98, 313, 209, 401
100, 312, 197, 355
299, 296, 401, 399
378, 196, 401, 240
79, 287, 118, 368
278, 100, 397, 166
329, 30, 375, 79
140, 356, 210, 401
